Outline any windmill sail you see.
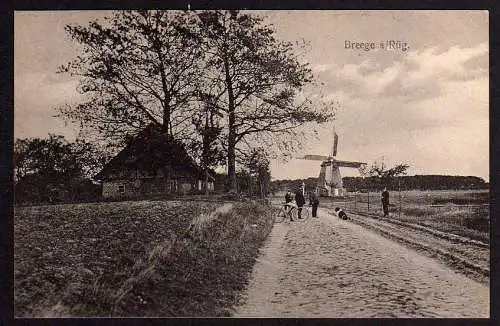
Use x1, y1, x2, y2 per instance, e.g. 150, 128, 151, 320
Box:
301, 154, 330, 161
332, 132, 338, 157
333, 159, 365, 168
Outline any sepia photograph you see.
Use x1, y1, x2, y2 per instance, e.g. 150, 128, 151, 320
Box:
13, 10, 489, 318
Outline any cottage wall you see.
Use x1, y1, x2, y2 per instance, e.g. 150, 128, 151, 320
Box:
102, 181, 137, 198
101, 177, 206, 199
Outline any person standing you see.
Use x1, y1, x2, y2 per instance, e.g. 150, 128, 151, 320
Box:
285, 190, 293, 203
309, 191, 320, 217
381, 187, 390, 217
295, 188, 306, 219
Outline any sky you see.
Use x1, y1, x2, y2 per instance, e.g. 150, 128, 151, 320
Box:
14, 10, 489, 181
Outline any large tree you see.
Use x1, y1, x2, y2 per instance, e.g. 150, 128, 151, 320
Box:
189, 10, 334, 192
58, 10, 335, 193
58, 10, 203, 144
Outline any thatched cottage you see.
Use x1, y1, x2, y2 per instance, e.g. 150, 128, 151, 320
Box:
94, 124, 214, 199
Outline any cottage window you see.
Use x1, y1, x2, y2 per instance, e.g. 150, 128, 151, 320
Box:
168, 179, 178, 193
118, 184, 125, 194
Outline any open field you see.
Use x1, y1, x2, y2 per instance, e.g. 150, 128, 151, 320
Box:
14, 189, 489, 317
14, 199, 274, 317
332, 189, 489, 243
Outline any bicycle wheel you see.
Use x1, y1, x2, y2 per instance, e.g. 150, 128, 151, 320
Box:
274, 207, 286, 223
288, 207, 298, 222
299, 206, 310, 221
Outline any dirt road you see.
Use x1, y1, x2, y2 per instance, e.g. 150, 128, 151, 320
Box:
234, 208, 489, 318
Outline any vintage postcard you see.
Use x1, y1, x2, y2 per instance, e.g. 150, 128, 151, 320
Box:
14, 10, 489, 318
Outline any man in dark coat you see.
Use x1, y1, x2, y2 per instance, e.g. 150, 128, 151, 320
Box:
381, 187, 390, 217
309, 191, 320, 217
295, 188, 306, 219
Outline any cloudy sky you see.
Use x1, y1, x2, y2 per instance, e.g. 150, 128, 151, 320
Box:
14, 10, 489, 181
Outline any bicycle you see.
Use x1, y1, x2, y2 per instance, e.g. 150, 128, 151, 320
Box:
298, 205, 311, 221
274, 203, 297, 223
274, 203, 311, 223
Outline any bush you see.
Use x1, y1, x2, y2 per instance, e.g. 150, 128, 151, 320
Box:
464, 216, 489, 233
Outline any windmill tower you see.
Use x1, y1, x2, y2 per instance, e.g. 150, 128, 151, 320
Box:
300, 125, 365, 197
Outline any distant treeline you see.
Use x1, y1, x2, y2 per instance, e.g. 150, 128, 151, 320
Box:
270, 177, 320, 193
271, 175, 488, 192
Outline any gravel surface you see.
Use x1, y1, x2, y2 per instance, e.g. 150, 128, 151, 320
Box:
234, 208, 489, 318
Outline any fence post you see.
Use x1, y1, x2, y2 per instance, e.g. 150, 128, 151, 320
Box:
367, 191, 370, 212
468, 193, 471, 217
399, 178, 402, 218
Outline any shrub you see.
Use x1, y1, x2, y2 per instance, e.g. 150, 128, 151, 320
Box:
464, 216, 489, 233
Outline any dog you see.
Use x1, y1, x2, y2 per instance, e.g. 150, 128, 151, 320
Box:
334, 207, 349, 220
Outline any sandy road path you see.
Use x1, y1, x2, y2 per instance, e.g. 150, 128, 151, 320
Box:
234, 208, 489, 318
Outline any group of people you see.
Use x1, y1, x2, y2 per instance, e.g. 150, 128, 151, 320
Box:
282, 186, 391, 220
284, 188, 320, 219
283, 188, 349, 221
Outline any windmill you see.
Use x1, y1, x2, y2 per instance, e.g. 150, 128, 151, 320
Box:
299, 125, 365, 197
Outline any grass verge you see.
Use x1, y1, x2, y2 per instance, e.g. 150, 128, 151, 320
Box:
397, 204, 489, 243
112, 200, 274, 317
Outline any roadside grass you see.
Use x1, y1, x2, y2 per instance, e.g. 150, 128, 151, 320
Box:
397, 204, 489, 242
398, 189, 489, 207
14, 199, 274, 317
112, 200, 274, 317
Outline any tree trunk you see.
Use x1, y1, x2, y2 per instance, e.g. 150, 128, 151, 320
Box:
204, 169, 209, 195
259, 176, 264, 199
224, 55, 237, 193
227, 118, 236, 193
154, 39, 170, 135
163, 106, 170, 133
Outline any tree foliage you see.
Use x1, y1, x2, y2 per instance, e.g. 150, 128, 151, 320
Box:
359, 160, 410, 188
343, 175, 488, 191
58, 10, 336, 193
190, 104, 225, 167
58, 10, 203, 144
190, 10, 335, 191
14, 135, 103, 181
244, 147, 271, 198
14, 135, 106, 203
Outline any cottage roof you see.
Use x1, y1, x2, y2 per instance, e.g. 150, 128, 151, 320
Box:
94, 124, 206, 181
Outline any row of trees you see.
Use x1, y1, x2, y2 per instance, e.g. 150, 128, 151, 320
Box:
14, 135, 106, 203
272, 175, 488, 194
14, 134, 274, 202
343, 175, 488, 191
269, 177, 318, 194
270, 162, 411, 194
57, 10, 335, 193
